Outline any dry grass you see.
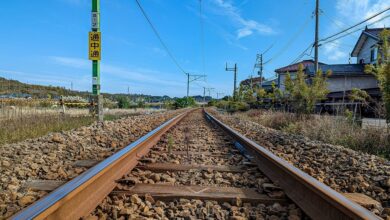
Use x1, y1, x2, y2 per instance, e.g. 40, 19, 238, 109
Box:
0, 107, 164, 145
0, 115, 95, 145
236, 109, 390, 158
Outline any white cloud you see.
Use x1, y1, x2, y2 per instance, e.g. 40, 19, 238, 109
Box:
323, 41, 348, 62
49, 56, 185, 87
211, 0, 275, 39
323, 0, 389, 63
336, 0, 389, 27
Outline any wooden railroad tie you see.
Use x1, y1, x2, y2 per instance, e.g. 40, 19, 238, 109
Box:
111, 183, 287, 204
136, 163, 250, 173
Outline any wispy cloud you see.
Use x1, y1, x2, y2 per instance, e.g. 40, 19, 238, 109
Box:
323, 41, 348, 62
323, 0, 389, 63
336, 0, 389, 27
49, 56, 185, 88
211, 0, 276, 39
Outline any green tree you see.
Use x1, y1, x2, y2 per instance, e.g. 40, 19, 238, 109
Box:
365, 29, 390, 123
117, 96, 130, 109
238, 84, 256, 104
173, 97, 196, 109
285, 64, 330, 114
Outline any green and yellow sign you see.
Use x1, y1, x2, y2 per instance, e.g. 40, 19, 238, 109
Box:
89, 32, 101, 60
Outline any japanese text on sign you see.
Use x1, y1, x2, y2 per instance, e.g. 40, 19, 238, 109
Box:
89, 32, 101, 60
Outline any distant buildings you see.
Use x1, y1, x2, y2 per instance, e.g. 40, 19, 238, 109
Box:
241, 27, 387, 103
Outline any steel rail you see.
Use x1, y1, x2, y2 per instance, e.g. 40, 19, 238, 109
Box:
204, 110, 381, 220
11, 110, 192, 220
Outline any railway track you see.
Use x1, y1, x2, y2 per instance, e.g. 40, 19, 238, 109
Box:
11, 109, 380, 220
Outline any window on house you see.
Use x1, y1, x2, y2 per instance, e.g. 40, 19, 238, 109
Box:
370, 47, 378, 63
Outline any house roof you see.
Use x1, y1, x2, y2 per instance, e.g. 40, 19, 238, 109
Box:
351, 27, 386, 57
262, 78, 278, 87
275, 60, 326, 73
240, 77, 278, 88
305, 64, 366, 76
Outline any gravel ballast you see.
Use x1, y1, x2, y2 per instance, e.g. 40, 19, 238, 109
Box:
208, 109, 390, 219
0, 110, 182, 218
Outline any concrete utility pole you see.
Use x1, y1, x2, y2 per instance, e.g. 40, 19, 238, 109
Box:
225, 63, 238, 101
254, 54, 263, 87
90, 0, 103, 122
314, 0, 320, 73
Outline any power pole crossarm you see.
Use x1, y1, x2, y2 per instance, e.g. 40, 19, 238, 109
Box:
225, 63, 238, 101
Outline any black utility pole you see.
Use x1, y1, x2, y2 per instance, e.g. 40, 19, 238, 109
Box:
314, 0, 320, 73
225, 63, 238, 101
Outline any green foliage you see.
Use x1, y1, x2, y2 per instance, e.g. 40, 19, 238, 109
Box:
207, 99, 217, 107
215, 100, 249, 113
137, 101, 146, 108
344, 109, 354, 124
117, 96, 130, 109
365, 29, 390, 123
269, 81, 282, 105
238, 84, 256, 104
285, 64, 330, 114
173, 97, 196, 109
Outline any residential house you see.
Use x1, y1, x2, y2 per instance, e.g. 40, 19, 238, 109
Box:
275, 60, 324, 92
274, 28, 386, 102
351, 27, 385, 65
240, 77, 278, 92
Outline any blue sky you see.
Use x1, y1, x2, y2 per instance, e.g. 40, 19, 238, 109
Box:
0, 0, 388, 97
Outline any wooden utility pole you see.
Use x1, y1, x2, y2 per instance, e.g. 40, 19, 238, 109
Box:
225, 63, 238, 101
314, 0, 320, 73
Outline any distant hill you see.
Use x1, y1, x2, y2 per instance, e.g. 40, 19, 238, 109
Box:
0, 77, 207, 102
0, 77, 88, 98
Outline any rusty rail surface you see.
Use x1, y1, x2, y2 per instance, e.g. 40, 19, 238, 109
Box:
11, 110, 191, 220
204, 110, 380, 220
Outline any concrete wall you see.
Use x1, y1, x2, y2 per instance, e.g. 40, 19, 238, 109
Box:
278, 73, 378, 93
327, 75, 378, 93
357, 37, 377, 64
278, 72, 297, 92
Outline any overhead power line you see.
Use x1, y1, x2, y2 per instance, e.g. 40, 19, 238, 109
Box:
290, 43, 314, 65
135, 0, 187, 75
264, 15, 312, 65
320, 14, 390, 46
199, 0, 206, 76
320, 6, 390, 42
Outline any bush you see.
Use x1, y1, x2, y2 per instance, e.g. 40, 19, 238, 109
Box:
117, 97, 130, 109
215, 101, 249, 113
173, 97, 196, 109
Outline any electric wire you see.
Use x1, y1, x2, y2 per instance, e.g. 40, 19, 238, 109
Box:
264, 15, 312, 65
320, 7, 390, 42
320, 14, 390, 46
199, 0, 206, 76
135, 0, 187, 75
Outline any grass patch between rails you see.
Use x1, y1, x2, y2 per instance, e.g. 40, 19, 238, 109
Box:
0, 115, 96, 145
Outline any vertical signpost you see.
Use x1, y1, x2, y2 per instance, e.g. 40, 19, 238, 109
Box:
90, 0, 103, 122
